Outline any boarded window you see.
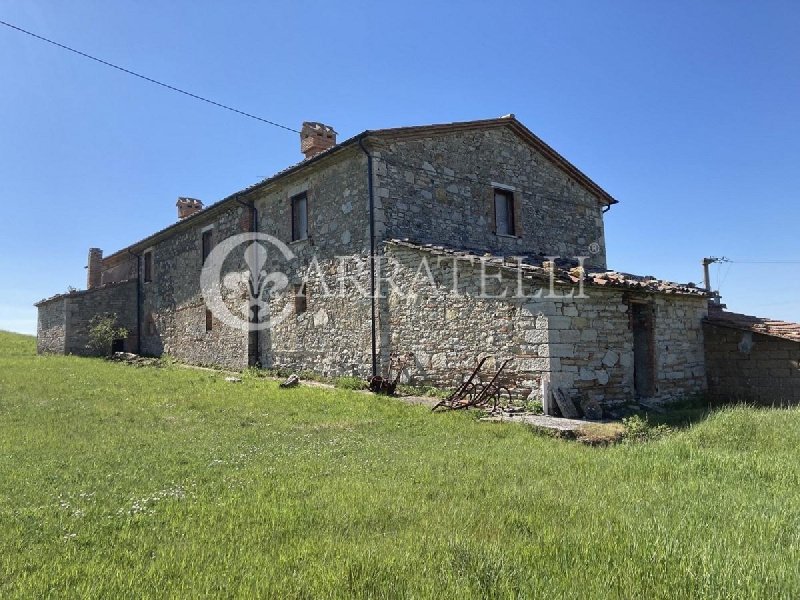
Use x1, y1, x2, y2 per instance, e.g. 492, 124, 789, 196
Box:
143, 251, 153, 283
294, 283, 308, 315
291, 192, 308, 241
494, 189, 515, 236
205, 309, 213, 332
201, 229, 213, 263
631, 303, 656, 398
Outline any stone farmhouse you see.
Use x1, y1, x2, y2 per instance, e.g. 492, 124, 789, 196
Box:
36, 115, 798, 412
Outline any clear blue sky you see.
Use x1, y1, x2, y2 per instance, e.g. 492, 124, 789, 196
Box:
1, 0, 798, 334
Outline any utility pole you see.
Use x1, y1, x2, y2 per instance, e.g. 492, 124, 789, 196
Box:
702, 256, 729, 304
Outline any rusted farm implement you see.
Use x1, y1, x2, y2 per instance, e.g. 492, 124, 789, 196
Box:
432, 356, 514, 412
368, 352, 415, 395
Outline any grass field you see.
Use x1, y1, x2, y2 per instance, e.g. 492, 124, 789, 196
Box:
1, 330, 799, 598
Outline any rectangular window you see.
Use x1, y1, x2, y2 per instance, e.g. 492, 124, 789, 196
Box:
294, 283, 308, 315
291, 192, 308, 241
494, 188, 515, 236
143, 251, 153, 283
205, 309, 213, 332
201, 229, 213, 262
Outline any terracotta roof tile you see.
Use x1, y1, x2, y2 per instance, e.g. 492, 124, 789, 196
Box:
706, 306, 800, 343
386, 239, 706, 296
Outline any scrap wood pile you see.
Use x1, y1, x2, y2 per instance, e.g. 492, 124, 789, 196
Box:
432, 356, 514, 412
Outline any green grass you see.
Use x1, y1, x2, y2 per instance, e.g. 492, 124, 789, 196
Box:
1, 330, 799, 598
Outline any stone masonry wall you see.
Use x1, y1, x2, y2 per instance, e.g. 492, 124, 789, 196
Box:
139, 206, 248, 369
704, 324, 800, 404
41, 126, 619, 381
549, 292, 707, 407
36, 281, 137, 356
383, 244, 707, 410
101, 254, 137, 285
64, 281, 138, 355
383, 246, 547, 399
253, 147, 375, 375
36, 297, 66, 354
130, 147, 374, 373
374, 127, 608, 268
266, 257, 375, 377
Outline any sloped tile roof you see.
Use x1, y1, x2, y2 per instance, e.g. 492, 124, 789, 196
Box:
706, 306, 800, 343
386, 239, 707, 296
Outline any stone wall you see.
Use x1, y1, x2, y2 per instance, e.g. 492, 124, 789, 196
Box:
549, 292, 707, 407
265, 257, 375, 377
704, 324, 800, 404
36, 281, 137, 356
383, 246, 547, 398
37, 125, 617, 378
253, 147, 375, 375
101, 253, 137, 285
138, 205, 248, 369
383, 244, 707, 410
374, 127, 608, 268
116, 146, 375, 373
36, 297, 66, 354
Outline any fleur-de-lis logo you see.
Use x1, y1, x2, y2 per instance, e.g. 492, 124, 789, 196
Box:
241, 241, 289, 324
201, 233, 295, 332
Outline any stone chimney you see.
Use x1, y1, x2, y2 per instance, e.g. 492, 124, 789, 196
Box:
177, 197, 203, 220
87, 248, 103, 289
300, 122, 337, 159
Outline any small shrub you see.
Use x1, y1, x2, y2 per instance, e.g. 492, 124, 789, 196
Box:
622, 414, 672, 443
87, 314, 128, 357
526, 400, 544, 414
335, 376, 367, 390
157, 354, 178, 367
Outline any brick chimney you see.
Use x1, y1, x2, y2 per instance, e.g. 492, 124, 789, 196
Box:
300, 122, 337, 159
87, 248, 103, 289
177, 197, 203, 219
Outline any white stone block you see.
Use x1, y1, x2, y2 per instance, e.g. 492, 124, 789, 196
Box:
601, 350, 619, 367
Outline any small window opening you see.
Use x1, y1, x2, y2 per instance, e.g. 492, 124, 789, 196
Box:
494, 188, 515, 236
294, 283, 308, 314
205, 309, 213, 332
291, 192, 308, 241
202, 229, 213, 263
143, 251, 153, 283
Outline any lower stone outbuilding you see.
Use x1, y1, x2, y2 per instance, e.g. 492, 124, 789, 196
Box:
704, 307, 800, 405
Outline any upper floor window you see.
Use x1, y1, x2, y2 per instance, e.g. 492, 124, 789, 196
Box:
201, 229, 213, 263
494, 188, 516, 236
291, 192, 308, 241
143, 250, 153, 283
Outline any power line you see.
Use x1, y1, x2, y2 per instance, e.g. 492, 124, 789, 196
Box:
0, 19, 299, 133
729, 260, 800, 264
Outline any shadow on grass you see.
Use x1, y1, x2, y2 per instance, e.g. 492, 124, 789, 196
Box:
643, 395, 748, 429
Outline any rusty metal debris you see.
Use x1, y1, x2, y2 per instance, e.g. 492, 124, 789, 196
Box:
432, 356, 514, 412
368, 352, 415, 395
